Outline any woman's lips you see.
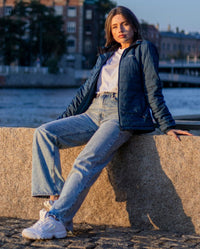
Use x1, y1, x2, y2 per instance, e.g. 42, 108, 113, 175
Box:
118, 34, 126, 38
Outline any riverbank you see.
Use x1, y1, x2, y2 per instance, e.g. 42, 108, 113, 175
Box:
1, 65, 200, 88
0, 66, 90, 88
0, 72, 80, 88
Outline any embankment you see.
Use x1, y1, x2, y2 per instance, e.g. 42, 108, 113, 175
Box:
0, 127, 200, 234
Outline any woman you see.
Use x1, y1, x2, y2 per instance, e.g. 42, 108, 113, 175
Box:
22, 6, 192, 240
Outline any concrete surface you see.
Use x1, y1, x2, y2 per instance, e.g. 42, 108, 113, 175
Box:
0, 128, 200, 234
1, 217, 200, 248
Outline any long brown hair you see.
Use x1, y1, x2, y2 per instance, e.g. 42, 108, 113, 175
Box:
100, 6, 142, 53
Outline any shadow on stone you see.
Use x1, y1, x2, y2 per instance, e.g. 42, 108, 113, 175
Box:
107, 135, 195, 234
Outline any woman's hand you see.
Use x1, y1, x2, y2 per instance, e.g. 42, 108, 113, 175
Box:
166, 129, 193, 141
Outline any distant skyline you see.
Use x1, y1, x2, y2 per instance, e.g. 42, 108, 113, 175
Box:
116, 0, 199, 33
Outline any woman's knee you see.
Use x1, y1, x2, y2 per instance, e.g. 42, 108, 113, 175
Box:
34, 120, 58, 136
34, 124, 46, 137
33, 122, 56, 145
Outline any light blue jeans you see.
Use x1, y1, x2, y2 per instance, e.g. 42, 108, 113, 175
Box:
32, 93, 131, 231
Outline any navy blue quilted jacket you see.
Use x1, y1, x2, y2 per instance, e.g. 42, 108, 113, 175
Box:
58, 40, 176, 133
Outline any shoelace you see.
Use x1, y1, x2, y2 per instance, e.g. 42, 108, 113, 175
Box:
30, 209, 48, 229
39, 209, 48, 220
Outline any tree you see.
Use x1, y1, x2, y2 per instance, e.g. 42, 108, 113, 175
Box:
38, 14, 66, 65
0, 17, 26, 65
140, 20, 149, 40
0, 0, 66, 67
96, 0, 116, 46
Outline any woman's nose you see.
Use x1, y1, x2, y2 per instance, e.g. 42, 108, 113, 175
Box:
118, 25, 123, 32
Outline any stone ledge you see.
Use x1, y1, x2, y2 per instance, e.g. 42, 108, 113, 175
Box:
0, 128, 200, 234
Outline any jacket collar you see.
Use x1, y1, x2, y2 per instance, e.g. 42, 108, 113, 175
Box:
100, 40, 142, 61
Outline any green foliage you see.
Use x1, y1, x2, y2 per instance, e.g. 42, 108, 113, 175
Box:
0, 0, 66, 66
47, 57, 59, 74
96, 0, 116, 16
140, 21, 149, 40
96, 0, 117, 46
0, 17, 26, 65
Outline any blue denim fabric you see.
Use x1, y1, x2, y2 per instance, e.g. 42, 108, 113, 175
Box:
32, 93, 131, 230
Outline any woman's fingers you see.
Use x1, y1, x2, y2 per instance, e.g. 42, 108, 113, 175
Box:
166, 129, 193, 141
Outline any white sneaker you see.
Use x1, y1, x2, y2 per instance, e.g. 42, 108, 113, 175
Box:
22, 209, 67, 240
44, 200, 57, 211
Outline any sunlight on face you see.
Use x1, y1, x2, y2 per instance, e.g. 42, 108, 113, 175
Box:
111, 14, 135, 49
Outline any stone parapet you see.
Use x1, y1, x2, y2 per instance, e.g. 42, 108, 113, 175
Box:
1, 70, 79, 88
0, 128, 200, 234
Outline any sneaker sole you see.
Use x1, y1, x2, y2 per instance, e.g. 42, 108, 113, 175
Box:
22, 230, 67, 240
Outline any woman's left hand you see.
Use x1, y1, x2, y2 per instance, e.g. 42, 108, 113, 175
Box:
166, 129, 193, 141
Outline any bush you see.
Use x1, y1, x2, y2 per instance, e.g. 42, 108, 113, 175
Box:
47, 58, 59, 74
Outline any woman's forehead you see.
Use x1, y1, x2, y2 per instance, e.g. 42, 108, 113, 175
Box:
111, 14, 127, 24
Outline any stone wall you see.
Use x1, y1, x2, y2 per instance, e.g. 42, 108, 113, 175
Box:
0, 127, 200, 234
1, 68, 80, 88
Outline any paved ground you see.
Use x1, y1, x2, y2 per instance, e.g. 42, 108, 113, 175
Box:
1, 217, 200, 249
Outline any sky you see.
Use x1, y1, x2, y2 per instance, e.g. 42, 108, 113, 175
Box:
116, 0, 200, 33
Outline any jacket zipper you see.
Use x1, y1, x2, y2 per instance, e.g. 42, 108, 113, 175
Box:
118, 48, 129, 129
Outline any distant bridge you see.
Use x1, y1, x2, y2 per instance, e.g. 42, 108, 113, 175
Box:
159, 62, 200, 87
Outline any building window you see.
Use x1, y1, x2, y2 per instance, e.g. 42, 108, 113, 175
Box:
85, 9, 92, 20
162, 43, 165, 50
5, 6, 13, 16
67, 36, 76, 53
67, 22, 76, 33
85, 25, 92, 35
54, 6, 63, 16
173, 44, 177, 51
67, 6, 76, 17
85, 40, 92, 52
67, 39, 75, 47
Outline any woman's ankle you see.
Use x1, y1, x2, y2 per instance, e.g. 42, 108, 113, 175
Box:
50, 196, 59, 201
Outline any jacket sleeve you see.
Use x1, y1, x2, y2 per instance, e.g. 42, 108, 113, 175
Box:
140, 41, 176, 132
57, 56, 102, 119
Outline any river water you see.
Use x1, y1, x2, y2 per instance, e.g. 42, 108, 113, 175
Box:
0, 87, 200, 128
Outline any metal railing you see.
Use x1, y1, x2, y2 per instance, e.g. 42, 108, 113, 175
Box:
0, 65, 48, 74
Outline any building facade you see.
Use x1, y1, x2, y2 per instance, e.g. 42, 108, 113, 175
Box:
43, 0, 85, 68
64, 0, 84, 68
141, 23, 160, 52
82, 0, 102, 68
160, 31, 200, 62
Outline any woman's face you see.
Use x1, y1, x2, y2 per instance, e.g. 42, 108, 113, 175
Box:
111, 14, 135, 49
